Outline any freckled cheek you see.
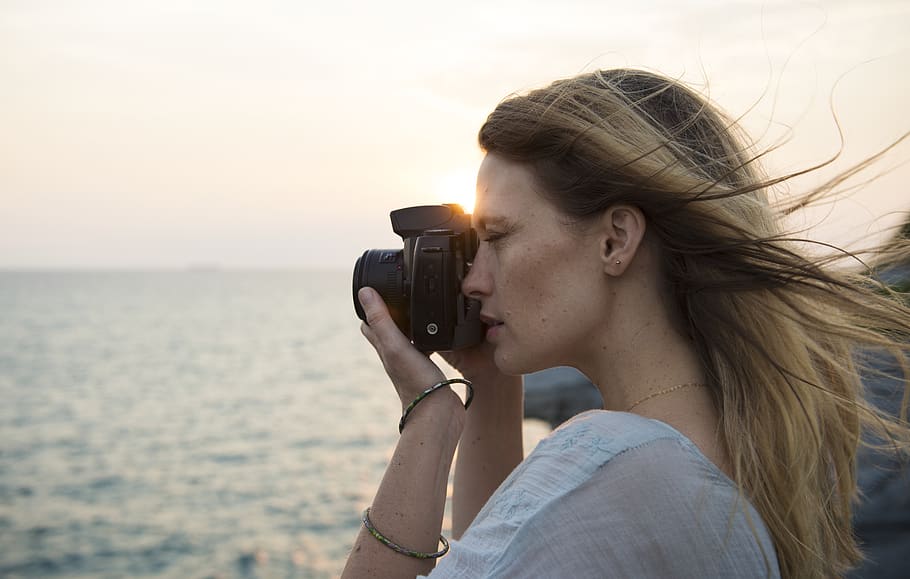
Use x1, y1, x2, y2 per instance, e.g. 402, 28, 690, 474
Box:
499, 237, 564, 308
500, 268, 555, 326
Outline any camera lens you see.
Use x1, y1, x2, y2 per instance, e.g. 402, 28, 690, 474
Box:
352, 249, 409, 335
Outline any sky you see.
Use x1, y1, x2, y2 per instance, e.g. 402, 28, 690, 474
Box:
1, 0, 908, 270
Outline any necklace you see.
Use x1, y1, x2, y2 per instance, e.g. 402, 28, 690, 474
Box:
625, 382, 707, 412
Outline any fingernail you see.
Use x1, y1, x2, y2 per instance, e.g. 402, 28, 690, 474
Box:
358, 287, 374, 306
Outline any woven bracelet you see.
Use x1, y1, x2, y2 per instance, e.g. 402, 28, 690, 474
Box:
361, 507, 450, 559
399, 378, 474, 434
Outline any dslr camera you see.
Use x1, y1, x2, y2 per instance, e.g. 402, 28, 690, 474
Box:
352, 204, 483, 352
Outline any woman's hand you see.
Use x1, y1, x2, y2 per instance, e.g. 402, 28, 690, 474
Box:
358, 287, 446, 409
439, 339, 506, 385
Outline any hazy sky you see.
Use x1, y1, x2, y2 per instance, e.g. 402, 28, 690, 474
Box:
2, 0, 908, 269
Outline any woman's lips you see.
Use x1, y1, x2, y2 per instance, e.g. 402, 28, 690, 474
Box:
480, 314, 502, 326
481, 314, 504, 339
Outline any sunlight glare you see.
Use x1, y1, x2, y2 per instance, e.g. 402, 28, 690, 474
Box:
432, 168, 477, 214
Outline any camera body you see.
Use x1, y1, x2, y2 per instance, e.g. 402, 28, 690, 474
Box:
353, 204, 483, 352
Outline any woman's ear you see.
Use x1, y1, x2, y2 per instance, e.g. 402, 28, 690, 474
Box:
599, 205, 646, 275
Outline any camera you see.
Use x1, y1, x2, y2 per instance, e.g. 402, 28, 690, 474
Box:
352, 204, 483, 352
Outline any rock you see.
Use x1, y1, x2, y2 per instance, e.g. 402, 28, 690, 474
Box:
523, 367, 602, 429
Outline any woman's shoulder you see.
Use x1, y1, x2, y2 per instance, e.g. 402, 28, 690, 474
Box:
478, 410, 729, 525
531, 409, 698, 472
550, 408, 689, 448
431, 411, 780, 578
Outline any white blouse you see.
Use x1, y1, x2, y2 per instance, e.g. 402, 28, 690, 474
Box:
425, 411, 780, 578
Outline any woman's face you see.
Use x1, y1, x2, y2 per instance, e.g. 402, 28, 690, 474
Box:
463, 154, 608, 375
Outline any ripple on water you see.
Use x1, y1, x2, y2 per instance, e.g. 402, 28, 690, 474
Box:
0, 271, 423, 577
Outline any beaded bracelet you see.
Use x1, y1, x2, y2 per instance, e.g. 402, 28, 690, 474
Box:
361, 507, 450, 559
398, 378, 474, 434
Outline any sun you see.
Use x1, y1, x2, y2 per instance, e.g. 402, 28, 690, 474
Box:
432, 168, 477, 214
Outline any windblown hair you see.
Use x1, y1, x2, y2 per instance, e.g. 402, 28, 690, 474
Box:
479, 69, 910, 578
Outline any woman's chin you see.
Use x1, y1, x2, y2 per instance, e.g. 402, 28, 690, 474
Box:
494, 348, 544, 377
493, 350, 518, 376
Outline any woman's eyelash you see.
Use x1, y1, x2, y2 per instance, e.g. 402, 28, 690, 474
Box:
482, 231, 506, 243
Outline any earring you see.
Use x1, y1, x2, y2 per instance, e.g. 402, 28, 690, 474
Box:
615, 259, 622, 265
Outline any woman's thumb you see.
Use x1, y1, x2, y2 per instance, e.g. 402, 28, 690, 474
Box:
358, 287, 402, 340
359, 286, 417, 368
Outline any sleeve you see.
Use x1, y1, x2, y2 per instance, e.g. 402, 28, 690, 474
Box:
446, 438, 780, 579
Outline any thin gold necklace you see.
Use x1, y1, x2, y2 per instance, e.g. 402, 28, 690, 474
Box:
625, 382, 707, 412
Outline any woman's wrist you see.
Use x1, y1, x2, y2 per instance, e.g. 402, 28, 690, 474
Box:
471, 373, 523, 402
400, 385, 467, 438
461, 369, 521, 390
466, 375, 523, 425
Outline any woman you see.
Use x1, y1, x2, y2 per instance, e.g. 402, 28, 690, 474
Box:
342, 69, 910, 578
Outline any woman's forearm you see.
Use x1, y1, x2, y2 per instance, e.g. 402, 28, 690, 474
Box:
342, 388, 465, 579
452, 374, 524, 538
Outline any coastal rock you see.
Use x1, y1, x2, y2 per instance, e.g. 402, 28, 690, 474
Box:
523, 367, 602, 429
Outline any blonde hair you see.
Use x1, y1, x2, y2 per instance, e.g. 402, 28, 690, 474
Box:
479, 69, 910, 578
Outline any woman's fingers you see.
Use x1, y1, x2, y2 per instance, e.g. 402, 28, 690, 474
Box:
438, 341, 502, 384
358, 287, 409, 354
358, 287, 444, 400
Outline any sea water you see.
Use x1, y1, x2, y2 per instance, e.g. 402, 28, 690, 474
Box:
0, 270, 420, 578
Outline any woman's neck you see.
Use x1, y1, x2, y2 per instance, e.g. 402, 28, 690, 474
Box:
579, 294, 732, 477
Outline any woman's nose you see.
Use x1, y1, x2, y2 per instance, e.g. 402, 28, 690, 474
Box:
461, 251, 491, 299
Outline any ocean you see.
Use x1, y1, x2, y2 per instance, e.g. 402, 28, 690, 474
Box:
0, 270, 431, 578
